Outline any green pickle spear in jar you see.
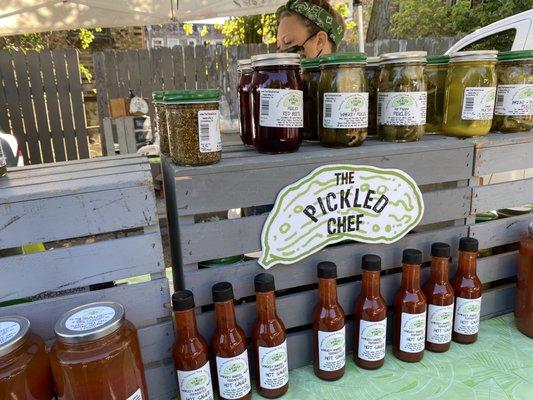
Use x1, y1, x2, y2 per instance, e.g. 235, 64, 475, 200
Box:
442, 51, 498, 137
377, 51, 427, 142
425, 55, 449, 133
493, 50, 533, 133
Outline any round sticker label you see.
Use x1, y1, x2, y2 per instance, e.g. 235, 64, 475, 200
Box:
65, 306, 116, 331
0, 321, 21, 346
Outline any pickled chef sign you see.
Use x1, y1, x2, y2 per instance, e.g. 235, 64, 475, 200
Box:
259, 165, 424, 269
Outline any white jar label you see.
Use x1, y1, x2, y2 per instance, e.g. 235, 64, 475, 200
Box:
358, 319, 386, 361
177, 362, 214, 400
461, 87, 496, 120
377, 91, 427, 125
399, 311, 426, 353
258, 340, 289, 390
427, 304, 454, 344
65, 306, 115, 331
454, 296, 482, 335
125, 388, 142, 400
197, 110, 221, 153
318, 326, 345, 371
323, 92, 369, 129
259, 89, 304, 128
0, 321, 21, 345
494, 84, 533, 116
216, 351, 251, 399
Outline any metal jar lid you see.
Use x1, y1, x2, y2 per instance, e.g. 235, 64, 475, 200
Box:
450, 50, 498, 62
54, 302, 125, 344
0, 316, 31, 357
238, 59, 253, 72
366, 56, 381, 67
251, 53, 301, 68
380, 51, 427, 65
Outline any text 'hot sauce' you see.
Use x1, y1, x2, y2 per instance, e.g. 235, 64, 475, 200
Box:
312, 261, 346, 380
516, 222, 533, 338
451, 237, 482, 344
353, 254, 387, 369
172, 291, 214, 400
211, 282, 251, 400
393, 249, 427, 362
252, 273, 289, 398
423, 243, 454, 352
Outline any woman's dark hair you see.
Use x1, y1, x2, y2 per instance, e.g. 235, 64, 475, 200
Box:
279, 0, 345, 50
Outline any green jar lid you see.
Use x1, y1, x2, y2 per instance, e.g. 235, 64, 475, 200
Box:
163, 89, 220, 104
498, 50, 533, 62
427, 55, 450, 65
320, 52, 367, 66
301, 57, 320, 69
152, 91, 165, 102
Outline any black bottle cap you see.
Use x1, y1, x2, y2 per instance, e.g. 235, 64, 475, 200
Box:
255, 273, 275, 293
431, 242, 451, 258
362, 254, 381, 271
212, 282, 234, 302
460, 237, 479, 253
403, 248, 422, 265
317, 261, 337, 279
172, 290, 195, 311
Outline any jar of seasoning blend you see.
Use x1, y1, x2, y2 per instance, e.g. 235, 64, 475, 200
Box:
165, 89, 222, 166
0, 316, 54, 399
365, 57, 380, 135
378, 51, 427, 142
301, 57, 321, 141
425, 55, 449, 133
238, 59, 254, 146
153, 91, 169, 155
251, 53, 303, 154
442, 51, 498, 137
50, 302, 148, 400
493, 50, 533, 133
319, 52, 368, 147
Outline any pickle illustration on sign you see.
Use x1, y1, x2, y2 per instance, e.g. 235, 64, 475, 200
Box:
259, 165, 424, 268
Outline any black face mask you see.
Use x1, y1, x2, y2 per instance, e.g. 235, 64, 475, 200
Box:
282, 31, 322, 58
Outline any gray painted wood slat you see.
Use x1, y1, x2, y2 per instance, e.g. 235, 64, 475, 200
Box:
195, 45, 207, 89
93, 52, 109, 155
103, 50, 120, 100
183, 46, 196, 90
116, 50, 130, 98
138, 50, 153, 98
27, 51, 54, 162
0, 61, 10, 132
145, 362, 177, 400
477, 251, 517, 284
116, 117, 130, 154
138, 319, 175, 367
471, 178, 533, 214
205, 45, 219, 90
159, 47, 174, 90
151, 48, 164, 92
470, 214, 532, 249
171, 47, 185, 90
126, 50, 142, 97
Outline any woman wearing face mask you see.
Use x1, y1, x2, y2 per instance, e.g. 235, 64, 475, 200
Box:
276, 0, 345, 58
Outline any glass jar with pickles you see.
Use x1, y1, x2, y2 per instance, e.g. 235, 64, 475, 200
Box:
365, 57, 380, 135
425, 55, 449, 133
378, 51, 427, 142
153, 91, 170, 154
442, 51, 498, 137
318, 52, 368, 147
301, 58, 320, 141
493, 50, 533, 133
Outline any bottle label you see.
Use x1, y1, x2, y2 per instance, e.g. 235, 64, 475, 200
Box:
494, 84, 533, 116
258, 340, 289, 390
216, 351, 251, 399
323, 92, 369, 129
454, 296, 482, 335
399, 311, 426, 353
0, 321, 21, 345
427, 304, 454, 344
358, 319, 387, 361
197, 110, 222, 153
177, 361, 214, 400
461, 87, 496, 120
259, 88, 304, 128
125, 388, 142, 400
377, 92, 427, 125
65, 306, 115, 331
318, 326, 345, 371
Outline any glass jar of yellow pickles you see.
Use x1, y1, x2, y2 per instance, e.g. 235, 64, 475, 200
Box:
442, 51, 498, 137
425, 55, 449, 133
365, 57, 380, 135
378, 51, 427, 142
493, 50, 533, 133
301, 58, 321, 141
318, 52, 368, 147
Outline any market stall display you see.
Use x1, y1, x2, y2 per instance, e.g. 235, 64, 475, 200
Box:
237, 59, 254, 146
301, 58, 320, 142
516, 222, 533, 337
425, 55, 450, 133
365, 57, 380, 135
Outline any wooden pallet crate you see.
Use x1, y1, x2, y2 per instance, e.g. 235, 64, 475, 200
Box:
0, 155, 176, 400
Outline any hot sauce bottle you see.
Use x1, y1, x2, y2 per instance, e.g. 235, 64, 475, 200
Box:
423, 243, 455, 352
392, 249, 427, 362
252, 273, 289, 398
516, 222, 533, 338
312, 261, 345, 380
172, 290, 214, 400
353, 254, 387, 369
211, 282, 251, 400
451, 237, 482, 344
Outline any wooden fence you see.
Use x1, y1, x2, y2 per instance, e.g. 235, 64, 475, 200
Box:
0, 49, 89, 164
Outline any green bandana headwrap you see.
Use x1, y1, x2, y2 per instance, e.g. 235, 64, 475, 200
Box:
277, 0, 344, 46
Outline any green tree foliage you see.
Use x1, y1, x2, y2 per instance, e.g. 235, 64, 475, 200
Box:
214, 14, 278, 45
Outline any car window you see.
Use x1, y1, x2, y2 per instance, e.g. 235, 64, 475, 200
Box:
461, 28, 516, 52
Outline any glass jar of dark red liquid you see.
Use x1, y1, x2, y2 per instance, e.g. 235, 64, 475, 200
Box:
251, 53, 303, 154
0, 316, 54, 400
237, 59, 254, 146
